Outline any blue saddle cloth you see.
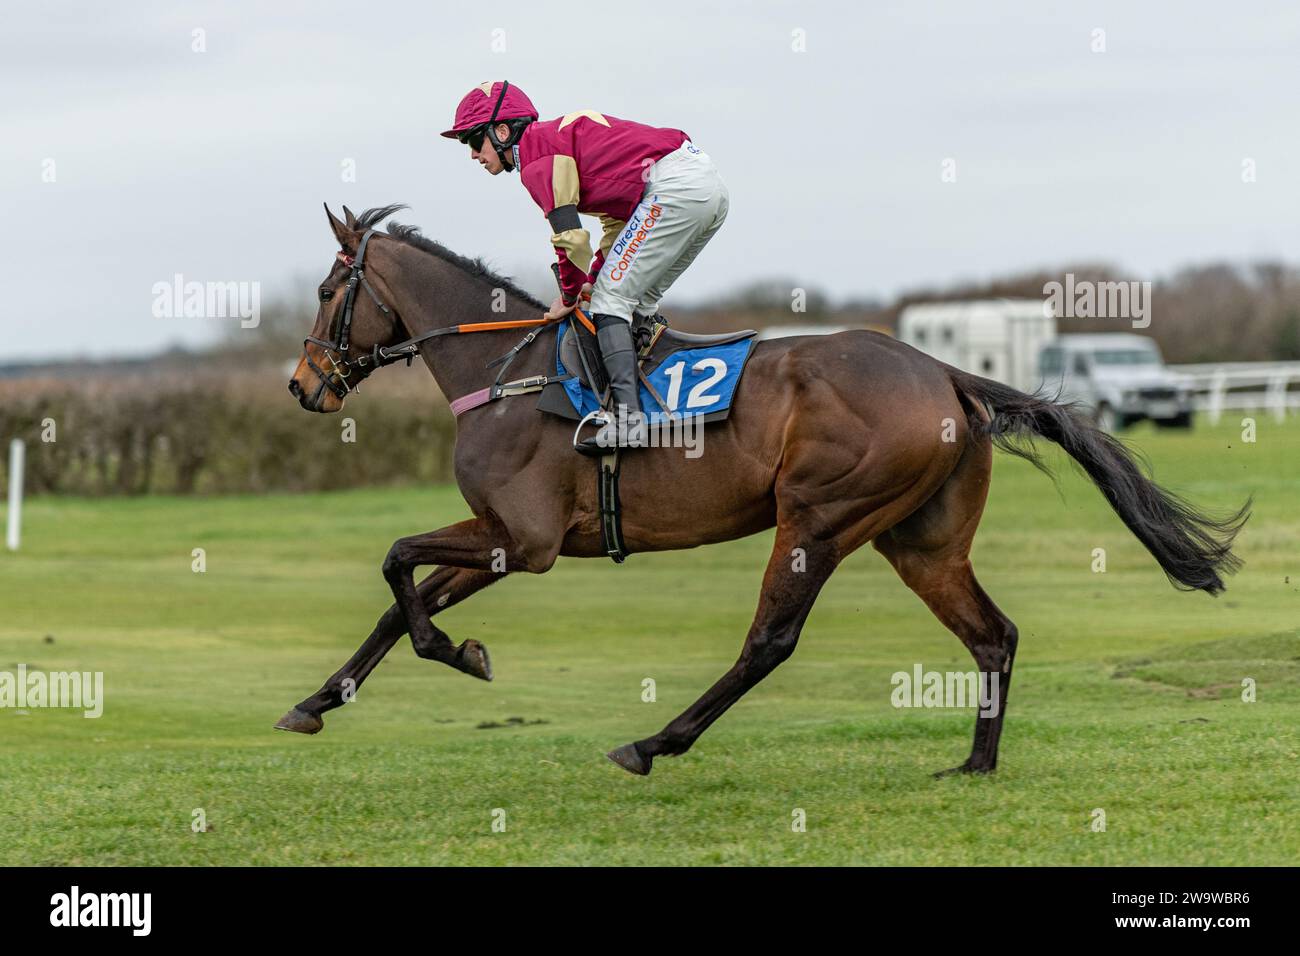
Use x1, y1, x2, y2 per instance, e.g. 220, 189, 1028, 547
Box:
552, 321, 756, 423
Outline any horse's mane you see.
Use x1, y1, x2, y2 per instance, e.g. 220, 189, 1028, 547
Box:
354, 203, 546, 310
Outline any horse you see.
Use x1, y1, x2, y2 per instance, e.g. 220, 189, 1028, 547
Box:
278, 203, 1249, 777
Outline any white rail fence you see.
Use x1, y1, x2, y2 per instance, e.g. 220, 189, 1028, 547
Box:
1168, 361, 1300, 424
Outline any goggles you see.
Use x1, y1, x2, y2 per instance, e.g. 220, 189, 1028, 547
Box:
458, 124, 488, 151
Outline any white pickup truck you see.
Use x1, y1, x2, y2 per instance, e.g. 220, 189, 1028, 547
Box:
1037, 334, 1194, 431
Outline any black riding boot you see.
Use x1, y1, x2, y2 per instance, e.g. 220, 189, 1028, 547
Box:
578, 315, 645, 455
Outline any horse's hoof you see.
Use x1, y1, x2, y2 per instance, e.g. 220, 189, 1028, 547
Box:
274, 707, 323, 735
455, 639, 493, 681
606, 742, 652, 776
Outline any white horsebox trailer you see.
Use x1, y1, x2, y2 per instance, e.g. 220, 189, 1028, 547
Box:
897, 300, 1057, 393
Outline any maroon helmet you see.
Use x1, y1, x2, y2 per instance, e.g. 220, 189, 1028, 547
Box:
441, 80, 538, 149
441, 81, 538, 171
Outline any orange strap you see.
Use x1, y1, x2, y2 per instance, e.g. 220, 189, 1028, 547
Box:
453, 318, 554, 333
453, 305, 596, 336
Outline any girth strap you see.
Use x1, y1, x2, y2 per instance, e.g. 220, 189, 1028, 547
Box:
599, 452, 629, 563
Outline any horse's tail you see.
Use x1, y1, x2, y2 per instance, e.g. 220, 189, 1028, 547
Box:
945, 365, 1250, 595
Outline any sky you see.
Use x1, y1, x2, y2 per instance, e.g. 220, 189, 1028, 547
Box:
4, 0, 1299, 361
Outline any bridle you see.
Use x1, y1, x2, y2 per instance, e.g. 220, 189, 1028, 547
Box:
303, 229, 402, 401
301, 228, 594, 406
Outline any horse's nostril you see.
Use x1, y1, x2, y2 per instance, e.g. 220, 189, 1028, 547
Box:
288, 379, 302, 398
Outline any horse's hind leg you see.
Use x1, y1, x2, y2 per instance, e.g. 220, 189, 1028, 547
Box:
872, 437, 1018, 775
275, 566, 502, 734
876, 541, 1018, 774
607, 527, 839, 776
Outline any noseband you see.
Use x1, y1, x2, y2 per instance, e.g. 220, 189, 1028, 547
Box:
303, 229, 399, 401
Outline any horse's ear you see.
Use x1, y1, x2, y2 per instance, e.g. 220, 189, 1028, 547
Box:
342, 205, 358, 228
324, 203, 357, 253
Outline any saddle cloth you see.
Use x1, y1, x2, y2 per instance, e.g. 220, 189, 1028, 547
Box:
537, 320, 758, 423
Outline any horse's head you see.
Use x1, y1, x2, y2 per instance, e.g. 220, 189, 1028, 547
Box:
288, 204, 407, 413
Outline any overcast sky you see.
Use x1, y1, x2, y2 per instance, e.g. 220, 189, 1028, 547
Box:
4, 1, 1299, 361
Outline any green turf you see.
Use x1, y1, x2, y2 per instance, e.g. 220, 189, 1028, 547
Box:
1, 418, 1296, 865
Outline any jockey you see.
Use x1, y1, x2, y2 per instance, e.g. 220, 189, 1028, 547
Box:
441, 81, 729, 450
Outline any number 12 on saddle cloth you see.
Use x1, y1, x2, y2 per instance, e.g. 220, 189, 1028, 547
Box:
540, 320, 758, 424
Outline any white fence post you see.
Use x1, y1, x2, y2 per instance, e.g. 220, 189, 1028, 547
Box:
6, 439, 23, 551
1268, 371, 1289, 423
1207, 369, 1226, 425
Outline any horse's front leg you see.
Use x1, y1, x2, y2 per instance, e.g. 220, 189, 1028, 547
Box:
381, 514, 558, 665
275, 565, 502, 734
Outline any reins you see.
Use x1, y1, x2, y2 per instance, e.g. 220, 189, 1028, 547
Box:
374, 308, 594, 368
303, 228, 593, 411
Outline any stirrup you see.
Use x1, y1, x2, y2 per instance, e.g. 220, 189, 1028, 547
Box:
573, 408, 613, 455
575, 408, 651, 456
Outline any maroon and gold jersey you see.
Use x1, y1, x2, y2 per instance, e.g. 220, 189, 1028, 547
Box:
516, 110, 689, 302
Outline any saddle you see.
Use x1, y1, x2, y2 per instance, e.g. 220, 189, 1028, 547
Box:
438, 301, 759, 568
537, 315, 758, 423
533, 313, 758, 567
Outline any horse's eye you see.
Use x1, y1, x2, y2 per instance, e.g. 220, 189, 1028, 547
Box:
319, 289, 333, 302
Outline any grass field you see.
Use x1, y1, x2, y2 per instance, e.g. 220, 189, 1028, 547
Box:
1, 419, 1297, 865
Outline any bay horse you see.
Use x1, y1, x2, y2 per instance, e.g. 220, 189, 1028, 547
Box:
278, 203, 1248, 777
